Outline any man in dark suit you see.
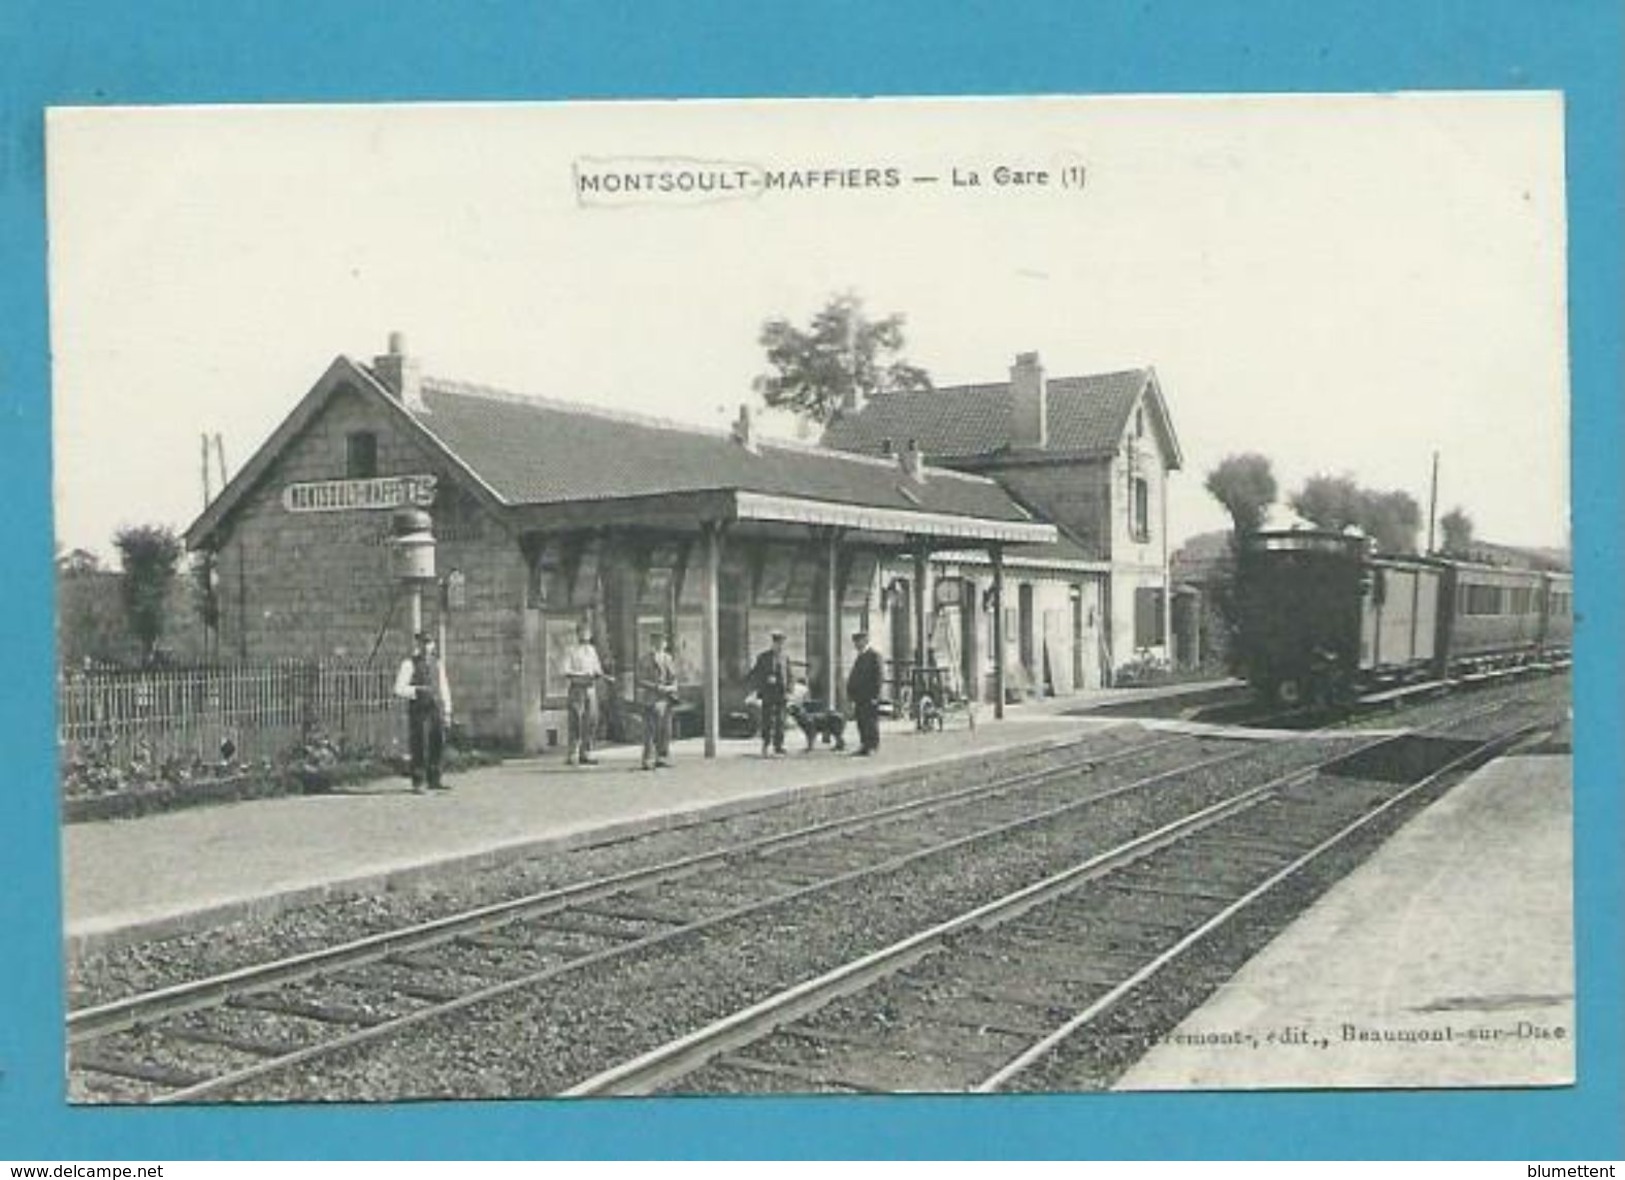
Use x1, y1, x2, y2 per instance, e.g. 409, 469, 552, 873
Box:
393, 631, 453, 792
637, 629, 680, 771
846, 630, 883, 756
749, 629, 793, 756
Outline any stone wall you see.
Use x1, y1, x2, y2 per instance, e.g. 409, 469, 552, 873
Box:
991, 461, 1115, 558
972, 393, 1175, 668
209, 386, 528, 747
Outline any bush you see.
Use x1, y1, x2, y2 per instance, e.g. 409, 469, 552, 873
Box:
60, 735, 235, 798
1113, 652, 1174, 687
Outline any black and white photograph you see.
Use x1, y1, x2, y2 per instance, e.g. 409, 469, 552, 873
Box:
49, 94, 1573, 1103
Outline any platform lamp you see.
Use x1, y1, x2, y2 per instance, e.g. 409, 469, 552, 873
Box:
390, 506, 436, 640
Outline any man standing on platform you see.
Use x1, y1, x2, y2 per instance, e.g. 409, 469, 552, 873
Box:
394, 631, 453, 792
562, 618, 604, 766
847, 630, 883, 756
749, 628, 793, 757
638, 628, 679, 771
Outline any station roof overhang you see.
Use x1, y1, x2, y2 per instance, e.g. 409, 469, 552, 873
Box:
932, 548, 1113, 576
507, 489, 1057, 549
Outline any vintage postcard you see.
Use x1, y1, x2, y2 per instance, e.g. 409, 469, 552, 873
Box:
48, 94, 1573, 1106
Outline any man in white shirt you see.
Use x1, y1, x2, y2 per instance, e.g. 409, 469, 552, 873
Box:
562, 619, 604, 766
394, 630, 453, 792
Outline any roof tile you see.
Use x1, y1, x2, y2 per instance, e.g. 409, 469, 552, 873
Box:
822, 369, 1152, 459
407, 377, 1035, 524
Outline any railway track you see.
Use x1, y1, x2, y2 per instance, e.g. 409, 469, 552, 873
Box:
67, 724, 1272, 1101
567, 693, 1560, 1095
68, 683, 1563, 1101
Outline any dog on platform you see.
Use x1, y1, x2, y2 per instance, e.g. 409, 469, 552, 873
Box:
916, 693, 945, 732
787, 681, 847, 752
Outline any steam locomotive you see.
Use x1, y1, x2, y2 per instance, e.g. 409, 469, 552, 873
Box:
1235, 528, 1573, 708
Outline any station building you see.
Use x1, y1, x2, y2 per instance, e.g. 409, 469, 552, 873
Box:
823, 352, 1184, 693
184, 336, 1057, 755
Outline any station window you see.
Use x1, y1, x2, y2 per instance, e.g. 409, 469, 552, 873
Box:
1131, 477, 1151, 543
346, 431, 378, 479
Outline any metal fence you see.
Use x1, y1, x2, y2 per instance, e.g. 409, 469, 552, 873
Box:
57, 661, 403, 768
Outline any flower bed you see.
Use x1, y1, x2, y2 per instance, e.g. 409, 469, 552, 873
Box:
61, 731, 502, 824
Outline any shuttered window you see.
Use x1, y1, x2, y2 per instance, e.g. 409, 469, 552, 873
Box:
1134, 587, 1165, 648
1131, 478, 1151, 542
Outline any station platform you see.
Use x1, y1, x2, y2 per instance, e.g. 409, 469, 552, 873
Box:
65, 679, 1572, 1092
63, 706, 1118, 963
1114, 753, 1574, 1090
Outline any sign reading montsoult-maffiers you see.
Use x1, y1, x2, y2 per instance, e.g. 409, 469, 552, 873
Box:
281, 474, 439, 514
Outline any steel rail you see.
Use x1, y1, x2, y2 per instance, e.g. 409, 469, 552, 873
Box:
559, 754, 1329, 1095
558, 695, 1548, 1096
89, 688, 1551, 1101
70, 726, 1181, 1042
141, 733, 1270, 1104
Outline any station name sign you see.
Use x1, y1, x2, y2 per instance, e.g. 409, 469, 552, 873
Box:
282, 474, 439, 514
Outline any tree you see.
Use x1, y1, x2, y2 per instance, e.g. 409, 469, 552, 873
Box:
1439, 507, 1474, 555
1290, 474, 1365, 533
56, 552, 130, 667
1201, 454, 1278, 674
113, 524, 184, 663
1290, 475, 1422, 554
1203, 453, 1277, 536
753, 292, 932, 426
1361, 489, 1422, 554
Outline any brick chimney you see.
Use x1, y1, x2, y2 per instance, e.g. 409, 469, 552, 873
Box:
731, 404, 758, 453
1009, 350, 1047, 449
373, 331, 426, 413
899, 438, 927, 483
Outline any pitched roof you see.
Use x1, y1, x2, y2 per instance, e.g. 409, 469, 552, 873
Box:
186, 356, 1054, 549
822, 367, 1183, 469
407, 377, 1036, 524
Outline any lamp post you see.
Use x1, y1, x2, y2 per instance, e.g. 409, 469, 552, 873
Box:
390, 507, 436, 638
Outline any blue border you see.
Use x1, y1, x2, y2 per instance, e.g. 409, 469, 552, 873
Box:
3, 0, 1619, 1161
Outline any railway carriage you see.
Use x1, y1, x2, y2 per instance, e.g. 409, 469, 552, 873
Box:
1235, 528, 1571, 707
1538, 571, 1575, 657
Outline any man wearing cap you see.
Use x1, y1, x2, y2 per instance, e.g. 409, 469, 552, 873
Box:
846, 630, 883, 756
748, 629, 793, 756
561, 618, 604, 766
637, 629, 680, 771
394, 630, 453, 792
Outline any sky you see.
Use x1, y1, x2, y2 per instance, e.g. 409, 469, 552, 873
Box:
47, 93, 1570, 562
